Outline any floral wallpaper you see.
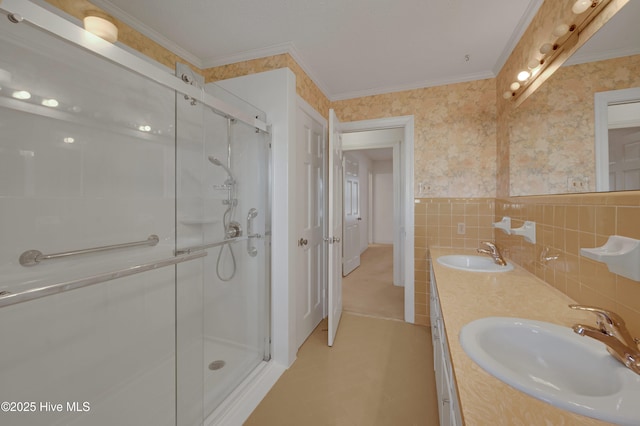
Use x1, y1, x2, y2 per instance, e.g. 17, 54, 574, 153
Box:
203, 54, 330, 121
332, 79, 498, 198
508, 54, 640, 196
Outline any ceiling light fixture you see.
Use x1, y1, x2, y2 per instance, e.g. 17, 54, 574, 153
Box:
83, 14, 118, 43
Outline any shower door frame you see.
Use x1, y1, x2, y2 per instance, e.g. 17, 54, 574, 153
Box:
0, 0, 267, 134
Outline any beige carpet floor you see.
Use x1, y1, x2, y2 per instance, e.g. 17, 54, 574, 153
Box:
342, 244, 404, 321
244, 313, 438, 425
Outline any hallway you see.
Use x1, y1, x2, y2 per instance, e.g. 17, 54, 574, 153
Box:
244, 313, 438, 425
342, 244, 404, 321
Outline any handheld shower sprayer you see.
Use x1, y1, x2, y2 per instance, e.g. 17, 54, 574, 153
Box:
208, 156, 235, 185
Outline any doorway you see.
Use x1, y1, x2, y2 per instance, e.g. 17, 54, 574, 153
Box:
342, 144, 402, 320
339, 117, 415, 323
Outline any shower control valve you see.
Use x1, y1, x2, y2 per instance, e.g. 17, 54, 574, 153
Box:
225, 221, 242, 238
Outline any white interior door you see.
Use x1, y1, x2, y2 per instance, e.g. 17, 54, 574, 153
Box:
343, 154, 361, 276
296, 102, 325, 347
328, 109, 343, 347
609, 127, 640, 190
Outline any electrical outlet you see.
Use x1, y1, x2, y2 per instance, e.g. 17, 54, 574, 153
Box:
418, 182, 431, 195
457, 223, 466, 235
567, 176, 589, 192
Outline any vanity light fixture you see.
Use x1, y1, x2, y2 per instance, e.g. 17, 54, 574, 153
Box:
83, 14, 118, 43
503, 0, 611, 104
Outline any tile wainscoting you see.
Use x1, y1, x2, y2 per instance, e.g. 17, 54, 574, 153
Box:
416, 192, 640, 336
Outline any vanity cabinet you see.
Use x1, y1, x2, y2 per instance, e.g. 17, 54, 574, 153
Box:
430, 266, 463, 426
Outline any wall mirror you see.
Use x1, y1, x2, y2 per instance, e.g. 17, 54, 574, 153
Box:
594, 88, 640, 191
509, 1, 640, 196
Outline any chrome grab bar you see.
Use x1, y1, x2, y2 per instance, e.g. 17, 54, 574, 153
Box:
175, 234, 262, 256
0, 251, 207, 309
19, 234, 160, 267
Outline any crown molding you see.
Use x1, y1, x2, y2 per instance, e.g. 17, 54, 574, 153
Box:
492, 0, 544, 76
201, 42, 333, 102
90, 0, 204, 68
330, 71, 496, 102
201, 42, 292, 68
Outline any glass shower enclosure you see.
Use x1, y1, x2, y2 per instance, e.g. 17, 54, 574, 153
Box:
0, 1, 270, 425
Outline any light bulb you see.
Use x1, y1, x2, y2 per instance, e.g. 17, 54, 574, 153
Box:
528, 59, 540, 70
553, 24, 570, 37
502, 91, 512, 100
540, 43, 553, 55
517, 71, 530, 82
41, 99, 59, 108
510, 82, 520, 91
572, 0, 593, 14
12, 90, 31, 100
138, 125, 151, 132
63, 137, 75, 144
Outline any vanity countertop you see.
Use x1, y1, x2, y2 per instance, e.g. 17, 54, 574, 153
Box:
429, 247, 613, 426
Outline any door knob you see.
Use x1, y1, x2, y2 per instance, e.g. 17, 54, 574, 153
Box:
357, 217, 362, 221
298, 238, 308, 246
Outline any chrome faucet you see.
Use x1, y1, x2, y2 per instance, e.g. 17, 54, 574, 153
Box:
477, 241, 507, 266
570, 304, 640, 375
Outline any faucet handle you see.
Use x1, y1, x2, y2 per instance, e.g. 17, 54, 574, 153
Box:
569, 304, 626, 328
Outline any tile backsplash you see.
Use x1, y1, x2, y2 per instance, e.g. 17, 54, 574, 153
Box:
415, 198, 495, 326
496, 191, 640, 337
418, 192, 640, 336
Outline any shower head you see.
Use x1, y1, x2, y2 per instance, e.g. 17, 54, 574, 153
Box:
208, 156, 235, 184
208, 156, 223, 166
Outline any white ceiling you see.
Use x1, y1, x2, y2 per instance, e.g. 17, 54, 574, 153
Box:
87, 0, 638, 101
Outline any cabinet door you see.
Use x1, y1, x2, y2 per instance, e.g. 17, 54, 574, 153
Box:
441, 370, 453, 426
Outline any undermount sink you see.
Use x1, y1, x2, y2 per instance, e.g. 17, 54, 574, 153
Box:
460, 317, 640, 425
436, 255, 514, 272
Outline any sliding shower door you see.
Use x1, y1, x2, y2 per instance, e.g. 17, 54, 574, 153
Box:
202, 109, 270, 418
0, 3, 271, 426
176, 82, 271, 422
0, 11, 178, 426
